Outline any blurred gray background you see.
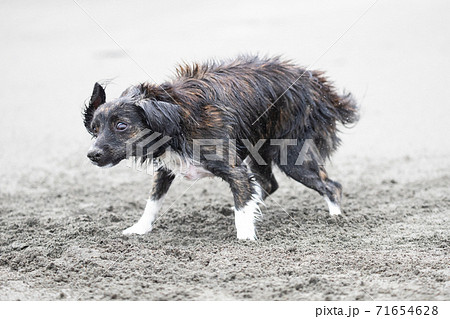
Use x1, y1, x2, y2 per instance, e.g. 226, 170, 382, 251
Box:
1, 0, 448, 175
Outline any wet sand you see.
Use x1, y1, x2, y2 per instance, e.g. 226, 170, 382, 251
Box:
0, 0, 448, 300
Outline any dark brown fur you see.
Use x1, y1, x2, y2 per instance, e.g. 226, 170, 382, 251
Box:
136, 56, 357, 159
83, 55, 358, 239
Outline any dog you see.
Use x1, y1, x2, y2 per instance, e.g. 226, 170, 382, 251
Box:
83, 55, 358, 240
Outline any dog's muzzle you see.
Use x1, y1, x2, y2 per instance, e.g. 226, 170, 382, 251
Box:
87, 146, 104, 164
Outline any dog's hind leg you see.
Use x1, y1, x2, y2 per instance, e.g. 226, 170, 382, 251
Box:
275, 143, 342, 215
122, 167, 175, 235
280, 163, 342, 215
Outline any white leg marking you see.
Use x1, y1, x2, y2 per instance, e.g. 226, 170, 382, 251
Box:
235, 206, 257, 240
122, 197, 164, 235
234, 187, 263, 240
324, 196, 342, 216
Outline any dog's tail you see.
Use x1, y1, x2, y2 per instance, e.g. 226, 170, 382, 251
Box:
334, 91, 359, 126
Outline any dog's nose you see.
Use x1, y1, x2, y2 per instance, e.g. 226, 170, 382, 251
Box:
87, 149, 103, 162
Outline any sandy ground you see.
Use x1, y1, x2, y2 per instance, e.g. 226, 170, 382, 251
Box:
0, 0, 448, 300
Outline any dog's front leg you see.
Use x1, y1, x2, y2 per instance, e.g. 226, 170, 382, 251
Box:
207, 164, 263, 240
122, 167, 175, 235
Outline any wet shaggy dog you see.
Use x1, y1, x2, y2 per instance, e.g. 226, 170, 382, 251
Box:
83, 55, 358, 240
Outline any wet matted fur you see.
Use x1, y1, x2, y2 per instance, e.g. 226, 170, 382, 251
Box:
83, 55, 359, 240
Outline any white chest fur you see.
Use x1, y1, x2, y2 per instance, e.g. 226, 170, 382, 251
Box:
159, 150, 214, 181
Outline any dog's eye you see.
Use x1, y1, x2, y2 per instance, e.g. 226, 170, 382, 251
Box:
116, 122, 128, 131
92, 126, 99, 136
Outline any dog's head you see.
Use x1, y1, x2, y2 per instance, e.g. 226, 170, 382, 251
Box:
83, 83, 181, 167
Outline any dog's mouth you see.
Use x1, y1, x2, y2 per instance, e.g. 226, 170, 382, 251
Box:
90, 160, 114, 168
89, 157, 122, 168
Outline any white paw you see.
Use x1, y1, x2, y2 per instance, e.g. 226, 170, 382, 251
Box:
329, 207, 342, 216
237, 231, 257, 240
324, 196, 342, 216
122, 223, 152, 235
235, 199, 260, 241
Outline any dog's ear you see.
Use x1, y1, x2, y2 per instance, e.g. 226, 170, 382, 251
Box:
83, 83, 106, 131
138, 100, 181, 137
